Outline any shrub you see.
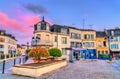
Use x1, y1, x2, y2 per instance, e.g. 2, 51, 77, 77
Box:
29, 47, 49, 60
98, 54, 109, 59
103, 54, 109, 59
49, 48, 62, 57
26, 49, 31, 54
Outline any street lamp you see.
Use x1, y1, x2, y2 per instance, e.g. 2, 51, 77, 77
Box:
27, 42, 29, 49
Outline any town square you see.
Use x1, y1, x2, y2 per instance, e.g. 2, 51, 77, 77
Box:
0, 0, 120, 79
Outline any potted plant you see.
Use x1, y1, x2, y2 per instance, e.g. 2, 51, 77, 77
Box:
49, 48, 62, 60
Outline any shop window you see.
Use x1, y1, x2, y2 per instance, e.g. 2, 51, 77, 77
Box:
105, 51, 108, 54
102, 51, 104, 54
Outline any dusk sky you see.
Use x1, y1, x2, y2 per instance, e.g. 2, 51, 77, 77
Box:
0, 0, 120, 44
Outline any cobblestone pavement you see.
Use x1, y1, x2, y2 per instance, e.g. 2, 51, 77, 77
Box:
0, 60, 120, 79
111, 60, 120, 71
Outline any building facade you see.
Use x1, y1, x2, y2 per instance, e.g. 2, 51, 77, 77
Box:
81, 29, 96, 59
31, 17, 70, 59
106, 28, 120, 59
0, 30, 17, 55
96, 31, 109, 58
31, 17, 97, 59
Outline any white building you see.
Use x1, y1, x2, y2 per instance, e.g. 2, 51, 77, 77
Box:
0, 30, 17, 55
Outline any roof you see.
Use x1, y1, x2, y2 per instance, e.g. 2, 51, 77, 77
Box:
68, 26, 95, 31
96, 31, 107, 37
0, 29, 17, 41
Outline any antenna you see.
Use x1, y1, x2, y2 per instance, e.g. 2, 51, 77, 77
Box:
82, 19, 85, 29
88, 24, 93, 29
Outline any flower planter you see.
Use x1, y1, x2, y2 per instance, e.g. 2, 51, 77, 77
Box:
33, 59, 39, 63
12, 60, 67, 77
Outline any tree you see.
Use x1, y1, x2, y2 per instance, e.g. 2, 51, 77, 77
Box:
38, 47, 50, 59
29, 47, 49, 60
49, 48, 62, 58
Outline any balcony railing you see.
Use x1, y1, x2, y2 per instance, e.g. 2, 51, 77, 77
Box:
31, 40, 53, 46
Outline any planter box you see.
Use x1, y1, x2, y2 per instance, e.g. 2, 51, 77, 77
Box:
12, 60, 67, 77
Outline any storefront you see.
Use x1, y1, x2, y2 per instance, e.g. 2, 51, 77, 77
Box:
111, 51, 120, 59
67, 48, 97, 61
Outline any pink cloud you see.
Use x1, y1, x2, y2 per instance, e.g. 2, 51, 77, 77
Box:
0, 11, 53, 44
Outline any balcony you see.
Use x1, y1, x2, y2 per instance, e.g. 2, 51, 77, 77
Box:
31, 40, 53, 46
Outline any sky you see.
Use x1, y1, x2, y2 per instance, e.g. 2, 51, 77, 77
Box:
0, 0, 120, 44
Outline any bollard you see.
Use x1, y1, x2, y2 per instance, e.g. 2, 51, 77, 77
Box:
23, 57, 24, 64
0, 54, 1, 60
2, 60, 5, 74
14, 58, 16, 66
19, 57, 21, 64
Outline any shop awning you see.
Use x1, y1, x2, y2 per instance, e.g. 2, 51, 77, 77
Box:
65, 47, 87, 51
72, 48, 87, 51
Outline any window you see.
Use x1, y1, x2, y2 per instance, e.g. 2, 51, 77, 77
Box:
98, 41, 102, 47
116, 44, 119, 49
91, 35, 94, 40
62, 37, 67, 44
98, 51, 100, 54
41, 22, 46, 30
84, 34, 87, 39
37, 34, 41, 39
91, 42, 94, 47
111, 31, 114, 36
62, 48, 67, 55
105, 51, 108, 54
34, 25, 37, 30
102, 51, 104, 54
71, 33, 73, 38
71, 33, 80, 39
103, 41, 106, 47
70, 42, 74, 47
80, 42, 82, 48
61, 28, 67, 34
88, 35, 91, 39
46, 26, 49, 31
54, 36, 58, 42
0, 38, 5, 42
76, 42, 79, 48
111, 44, 119, 49
0, 45, 4, 48
46, 35, 49, 42
37, 24, 41, 30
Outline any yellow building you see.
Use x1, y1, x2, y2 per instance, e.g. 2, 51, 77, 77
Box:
81, 29, 97, 59
96, 31, 109, 58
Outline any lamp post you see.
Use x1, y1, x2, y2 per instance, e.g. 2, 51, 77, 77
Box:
27, 42, 29, 49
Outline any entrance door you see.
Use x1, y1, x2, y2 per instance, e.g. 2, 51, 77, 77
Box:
73, 51, 79, 60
